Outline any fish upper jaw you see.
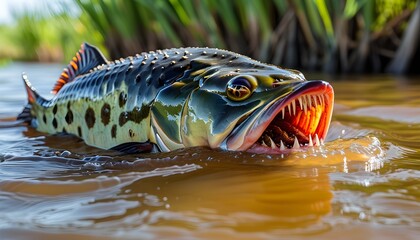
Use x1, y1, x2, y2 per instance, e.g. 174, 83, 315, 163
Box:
222, 80, 334, 154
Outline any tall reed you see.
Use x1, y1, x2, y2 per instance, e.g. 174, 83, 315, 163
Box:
73, 0, 418, 74
1, 0, 418, 74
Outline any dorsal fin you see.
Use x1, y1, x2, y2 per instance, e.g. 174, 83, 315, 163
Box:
52, 43, 108, 94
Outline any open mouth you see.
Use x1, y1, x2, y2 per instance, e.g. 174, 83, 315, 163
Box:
225, 81, 334, 154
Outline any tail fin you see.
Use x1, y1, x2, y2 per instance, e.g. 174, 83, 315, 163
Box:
17, 73, 44, 123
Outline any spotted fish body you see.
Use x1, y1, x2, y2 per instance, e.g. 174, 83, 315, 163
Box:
19, 43, 334, 154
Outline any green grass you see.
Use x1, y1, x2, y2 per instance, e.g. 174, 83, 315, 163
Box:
0, 3, 105, 62
0, 0, 417, 74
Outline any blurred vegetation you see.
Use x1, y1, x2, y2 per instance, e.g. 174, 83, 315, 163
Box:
0, 1, 105, 62
0, 0, 418, 74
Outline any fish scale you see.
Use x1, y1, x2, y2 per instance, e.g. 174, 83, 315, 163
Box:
17, 43, 333, 154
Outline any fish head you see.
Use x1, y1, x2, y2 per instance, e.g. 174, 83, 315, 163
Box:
182, 63, 334, 154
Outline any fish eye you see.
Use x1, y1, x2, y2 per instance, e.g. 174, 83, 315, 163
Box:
226, 77, 254, 101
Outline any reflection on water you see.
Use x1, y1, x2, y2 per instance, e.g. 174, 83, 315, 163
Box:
0, 63, 419, 239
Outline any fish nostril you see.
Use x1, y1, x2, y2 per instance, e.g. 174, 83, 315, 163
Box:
271, 78, 285, 88
272, 81, 282, 88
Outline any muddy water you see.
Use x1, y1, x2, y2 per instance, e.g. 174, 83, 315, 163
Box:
0, 63, 419, 239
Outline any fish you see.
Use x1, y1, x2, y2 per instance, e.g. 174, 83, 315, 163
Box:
17, 43, 334, 154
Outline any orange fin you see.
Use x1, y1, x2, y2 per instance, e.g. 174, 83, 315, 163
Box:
22, 73, 41, 104
52, 43, 108, 94
18, 73, 45, 123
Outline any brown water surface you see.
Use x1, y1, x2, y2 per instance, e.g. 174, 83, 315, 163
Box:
0, 63, 419, 239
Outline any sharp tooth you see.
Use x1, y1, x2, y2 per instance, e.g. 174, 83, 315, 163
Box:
269, 137, 276, 149
282, 108, 285, 119
292, 100, 296, 115
320, 138, 325, 146
308, 135, 313, 146
280, 140, 286, 151
303, 99, 307, 113
308, 95, 312, 107
315, 134, 320, 146
262, 141, 268, 147
293, 137, 300, 149
287, 104, 291, 115
298, 97, 303, 109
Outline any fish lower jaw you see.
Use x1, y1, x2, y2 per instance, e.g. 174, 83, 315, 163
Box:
247, 134, 324, 154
